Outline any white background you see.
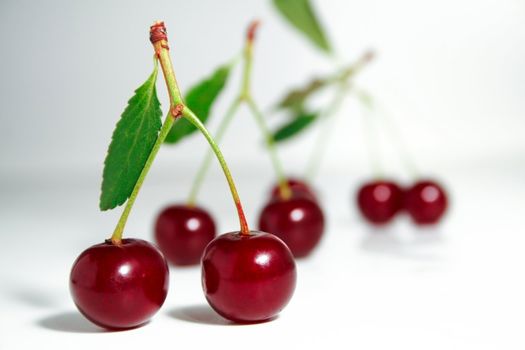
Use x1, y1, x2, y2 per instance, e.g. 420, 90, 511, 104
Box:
1, 0, 524, 349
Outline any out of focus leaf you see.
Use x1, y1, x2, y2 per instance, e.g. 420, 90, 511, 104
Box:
272, 111, 318, 142
100, 64, 162, 210
165, 63, 231, 144
276, 78, 327, 111
273, 0, 332, 53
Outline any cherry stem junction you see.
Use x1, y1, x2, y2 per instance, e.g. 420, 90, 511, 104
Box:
150, 22, 250, 235
187, 20, 292, 204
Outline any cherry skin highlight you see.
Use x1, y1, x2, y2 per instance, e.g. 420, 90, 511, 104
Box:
404, 180, 448, 224
356, 180, 403, 224
70, 239, 169, 330
154, 204, 216, 266
270, 178, 317, 201
258, 194, 325, 257
201, 231, 296, 323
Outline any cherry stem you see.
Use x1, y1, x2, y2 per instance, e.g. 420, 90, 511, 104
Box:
151, 21, 250, 235
182, 107, 249, 234
305, 81, 349, 180
186, 20, 292, 203
367, 95, 420, 178
242, 22, 292, 200
110, 61, 175, 245
360, 101, 384, 178
187, 97, 242, 206
304, 50, 374, 181
245, 97, 291, 200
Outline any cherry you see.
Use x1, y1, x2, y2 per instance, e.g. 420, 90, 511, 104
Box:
404, 180, 448, 224
70, 239, 169, 329
356, 180, 403, 224
270, 178, 317, 201
154, 204, 216, 266
258, 194, 325, 257
201, 231, 296, 323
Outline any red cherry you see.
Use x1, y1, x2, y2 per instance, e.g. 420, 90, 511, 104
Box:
270, 178, 317, 201
70, 239, 169, 329
201, 231, 296, 323
154, 204, 216, 266
258, 194, 325, 257
404, 180, 448, 224
357, 180, 403, 224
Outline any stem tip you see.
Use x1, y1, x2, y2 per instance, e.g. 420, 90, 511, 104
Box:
150, 21, 168, 44
362, 50, 375, 64
247, 20, 261, 43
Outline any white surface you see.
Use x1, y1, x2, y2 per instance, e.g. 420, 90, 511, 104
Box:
1, 0, 525, 348
1, 161, 525, 349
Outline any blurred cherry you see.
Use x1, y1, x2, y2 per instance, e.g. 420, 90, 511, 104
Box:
356, 180, 403, 224
259, 194, 324, 257
404, 180, 448, 224
155, 204, 216, 266
270, 178, 317, 202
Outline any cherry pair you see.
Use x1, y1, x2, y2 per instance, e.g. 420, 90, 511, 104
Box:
155, 177, 324, 266
70, 232, 296, 329
70, 21, 298, 331
357, 179, 448, 225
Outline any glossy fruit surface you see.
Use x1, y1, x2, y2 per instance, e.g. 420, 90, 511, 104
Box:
258, 194, 325, 257
155, 204, 216, 266
404, 180, 448, 224
201, 231, 296, 323
70, 239, 169, 329
270, 178, 317, 201
357, 180, 403, 224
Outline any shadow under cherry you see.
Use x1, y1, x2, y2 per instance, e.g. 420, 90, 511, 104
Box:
37, 311, 106, 333
167, 304, 275, 326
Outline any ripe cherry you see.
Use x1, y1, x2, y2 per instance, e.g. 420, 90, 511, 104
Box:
258, 194, 325, 257
154, 204, 216, 266
201, 231, 296, 323
356, 180, 403, 224
70, 239, 169, 329
404, 180, 448, 224
270, 178, 317, 201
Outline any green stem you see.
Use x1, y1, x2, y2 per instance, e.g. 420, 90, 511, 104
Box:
242, 34, 291, 200
246, 97, 292, 200
183, 107, 250, 235
302, 51, 374, 180
305, 82, 349, 180
111, 111, 175, 244
187, 97, 242, 205
150, 24, 250, 235
375, 101, 419, 178
359, 99, 384, 178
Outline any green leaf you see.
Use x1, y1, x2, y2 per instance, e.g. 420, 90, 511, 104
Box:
272, 111, 318, 142
273, 0, 332, 53
99, 64, 162, 211
164, 63, 231, 144
276, 77, 326, 111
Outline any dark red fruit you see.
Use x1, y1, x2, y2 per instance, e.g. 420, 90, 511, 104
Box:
270, 178, 317, 201
70, 239, 169, 329
201, 231, 296, 323
154, 204, 216, 266
404, 180, 448, 224
258, 194, 325, 257
357, 180, 403, 224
